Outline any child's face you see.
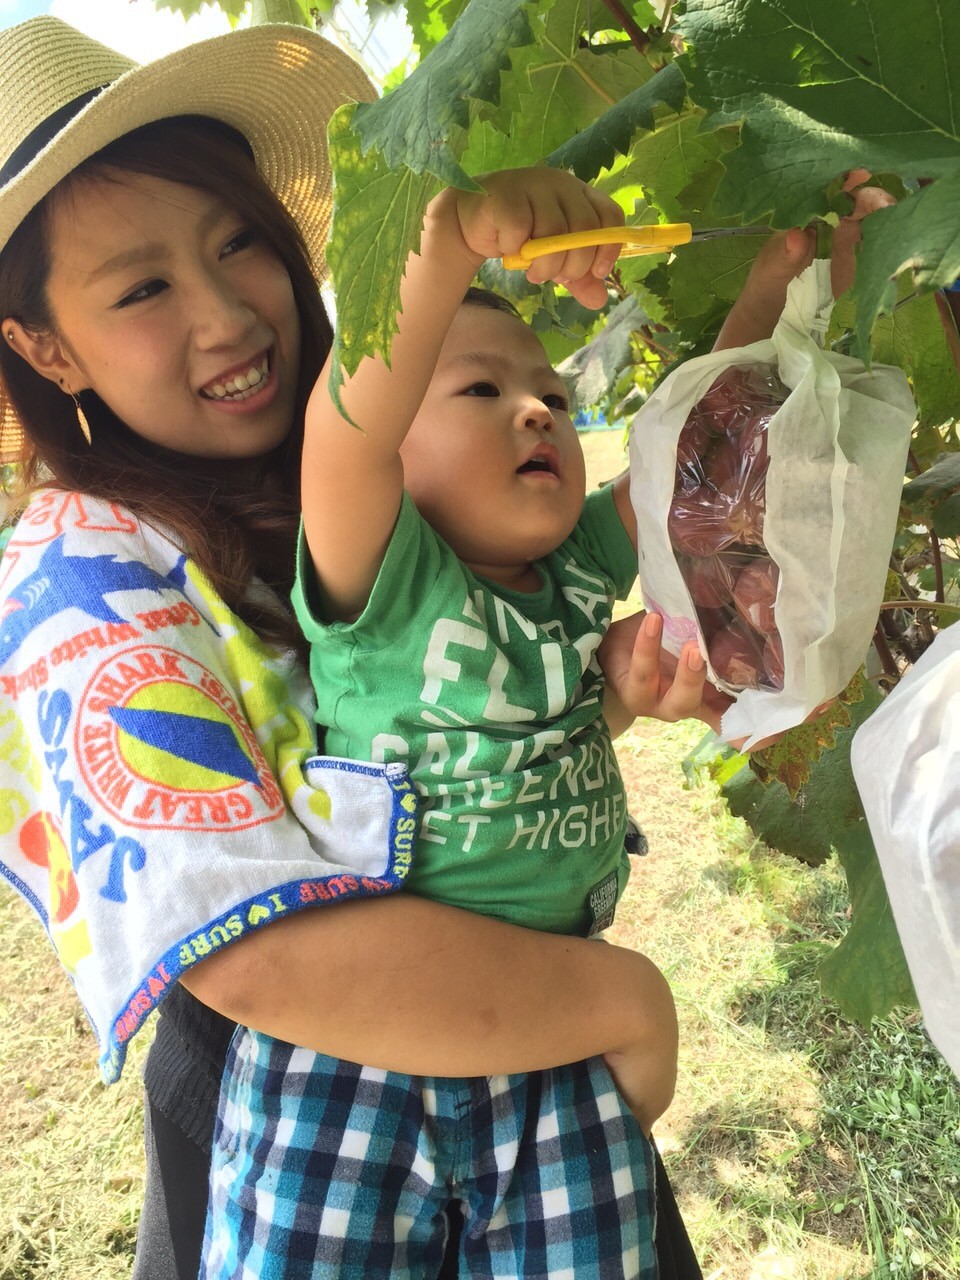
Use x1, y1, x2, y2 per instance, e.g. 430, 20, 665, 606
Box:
400, 304, 586, 577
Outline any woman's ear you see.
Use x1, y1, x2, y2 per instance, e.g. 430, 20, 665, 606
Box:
3, 318, 84, 393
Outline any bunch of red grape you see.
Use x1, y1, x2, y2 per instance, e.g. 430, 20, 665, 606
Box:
668, 365, 788, 690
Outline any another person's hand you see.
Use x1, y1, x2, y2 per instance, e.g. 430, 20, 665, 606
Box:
714, 170, 895, 351
600, 609, 732, 735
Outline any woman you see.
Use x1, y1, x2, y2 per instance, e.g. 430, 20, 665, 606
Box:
0, 16, 715, 1278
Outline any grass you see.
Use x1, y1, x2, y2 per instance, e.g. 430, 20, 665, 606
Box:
1, 431, 958, 1277
610, 715, 960, 1279
0, 890, 150, 1280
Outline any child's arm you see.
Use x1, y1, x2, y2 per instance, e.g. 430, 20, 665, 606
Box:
714, 171, 894, 350
600, 610, 724, 736
301, 169, 624, 621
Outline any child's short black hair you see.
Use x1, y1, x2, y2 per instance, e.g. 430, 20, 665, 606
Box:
462, 286, 523, 320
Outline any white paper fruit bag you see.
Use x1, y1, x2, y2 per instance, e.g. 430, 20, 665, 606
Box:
851, 624, 960, 1079
628, 260, 916, 746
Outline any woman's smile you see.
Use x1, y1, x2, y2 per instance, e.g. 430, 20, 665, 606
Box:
198, 347, 277, 409
43, 172, 301, 458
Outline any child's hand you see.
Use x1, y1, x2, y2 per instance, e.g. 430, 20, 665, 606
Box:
434, 168, 625, 310
714, 170, 895, 350
599, 610, 732, 734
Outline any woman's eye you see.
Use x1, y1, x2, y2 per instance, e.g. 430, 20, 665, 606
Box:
543, 392, 569, 411
114, 279, 167, 309
221, 228, 256, 257
464, 381, 499, 397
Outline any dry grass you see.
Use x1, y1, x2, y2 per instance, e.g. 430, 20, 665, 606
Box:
0, 890, 148, 1279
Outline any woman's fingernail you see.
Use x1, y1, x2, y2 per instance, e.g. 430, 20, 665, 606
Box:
687, 648, 705, 671
642, 612, 662, 638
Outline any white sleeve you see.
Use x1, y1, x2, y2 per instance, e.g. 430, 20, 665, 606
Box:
0, 491, 414, 1082
850, 625, 960, 1079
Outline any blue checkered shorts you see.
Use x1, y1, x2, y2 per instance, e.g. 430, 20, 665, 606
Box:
201, 1030, 658, 1279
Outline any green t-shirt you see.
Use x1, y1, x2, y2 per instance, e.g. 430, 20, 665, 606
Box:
293, 483, 638, 936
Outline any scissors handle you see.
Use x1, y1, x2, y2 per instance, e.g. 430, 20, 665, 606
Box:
501, 223, 692, 270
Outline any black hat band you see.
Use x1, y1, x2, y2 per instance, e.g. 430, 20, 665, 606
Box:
0, 84, 108, 189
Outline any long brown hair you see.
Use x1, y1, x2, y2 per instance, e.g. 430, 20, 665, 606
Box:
0, 116, 332, 656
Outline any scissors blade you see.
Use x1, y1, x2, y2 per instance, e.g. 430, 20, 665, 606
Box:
689, 226, 772, 242
501, 223, 771, 269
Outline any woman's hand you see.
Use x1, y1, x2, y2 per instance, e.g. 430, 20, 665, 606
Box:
600, 609, 732, 735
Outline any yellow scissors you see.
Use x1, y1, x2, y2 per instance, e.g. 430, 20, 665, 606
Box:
501, 223, 769, 270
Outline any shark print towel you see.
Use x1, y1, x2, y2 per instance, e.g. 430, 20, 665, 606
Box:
0, 489, 414, 1083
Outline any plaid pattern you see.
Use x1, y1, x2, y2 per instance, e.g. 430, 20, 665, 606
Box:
202, 1032, 658, 1279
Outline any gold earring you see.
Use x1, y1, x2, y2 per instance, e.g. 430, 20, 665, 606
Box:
72, 393, 92, 446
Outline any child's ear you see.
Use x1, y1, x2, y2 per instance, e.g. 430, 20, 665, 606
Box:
3, 318, 86, 393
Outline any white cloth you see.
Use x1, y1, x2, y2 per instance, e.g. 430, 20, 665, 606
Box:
0, 490, 413, 1082
851, 625, 960, 1078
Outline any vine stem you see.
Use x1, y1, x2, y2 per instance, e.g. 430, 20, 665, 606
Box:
878, 598, 959, 617
600, 0, 651, 54
871, 624, 899, 681
929, 525, 946, 603
637, 326, 675, 360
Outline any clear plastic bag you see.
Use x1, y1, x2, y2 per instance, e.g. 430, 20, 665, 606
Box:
628, 260, 917, 746
669, 365, 788, 692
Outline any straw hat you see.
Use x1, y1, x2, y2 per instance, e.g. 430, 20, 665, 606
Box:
0, 15, 376, 460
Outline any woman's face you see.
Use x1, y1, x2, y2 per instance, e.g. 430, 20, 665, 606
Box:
38, 169, 301, 459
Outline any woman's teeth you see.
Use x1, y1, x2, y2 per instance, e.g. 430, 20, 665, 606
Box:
204, 354, 269, 401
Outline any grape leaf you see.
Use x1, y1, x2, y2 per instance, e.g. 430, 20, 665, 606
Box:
900, 453, 960, 538
747, 672, 872, 799
682, 731, 748, 789
151, 0, 245, 15
350, 0, 538, 188
325, 104, 441, 402
886, 296, 960, 432
831, 287, 960, 431
460, 0, 660, 176
152, 0, 247, 18
852, 175, 960, 358
460, 0, 659, 174
558, 295, 649, 408
678, 0, 960, 227
475, 259, 556, 309
602, 111, 734, 225
720, 676, 881, 865
817, 826, 916, 1022
628, 0, 659, 27
251, 0, 312, 22
404, 0, 471, 54
667, 233, 767, 327
544, 62, 686, 181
